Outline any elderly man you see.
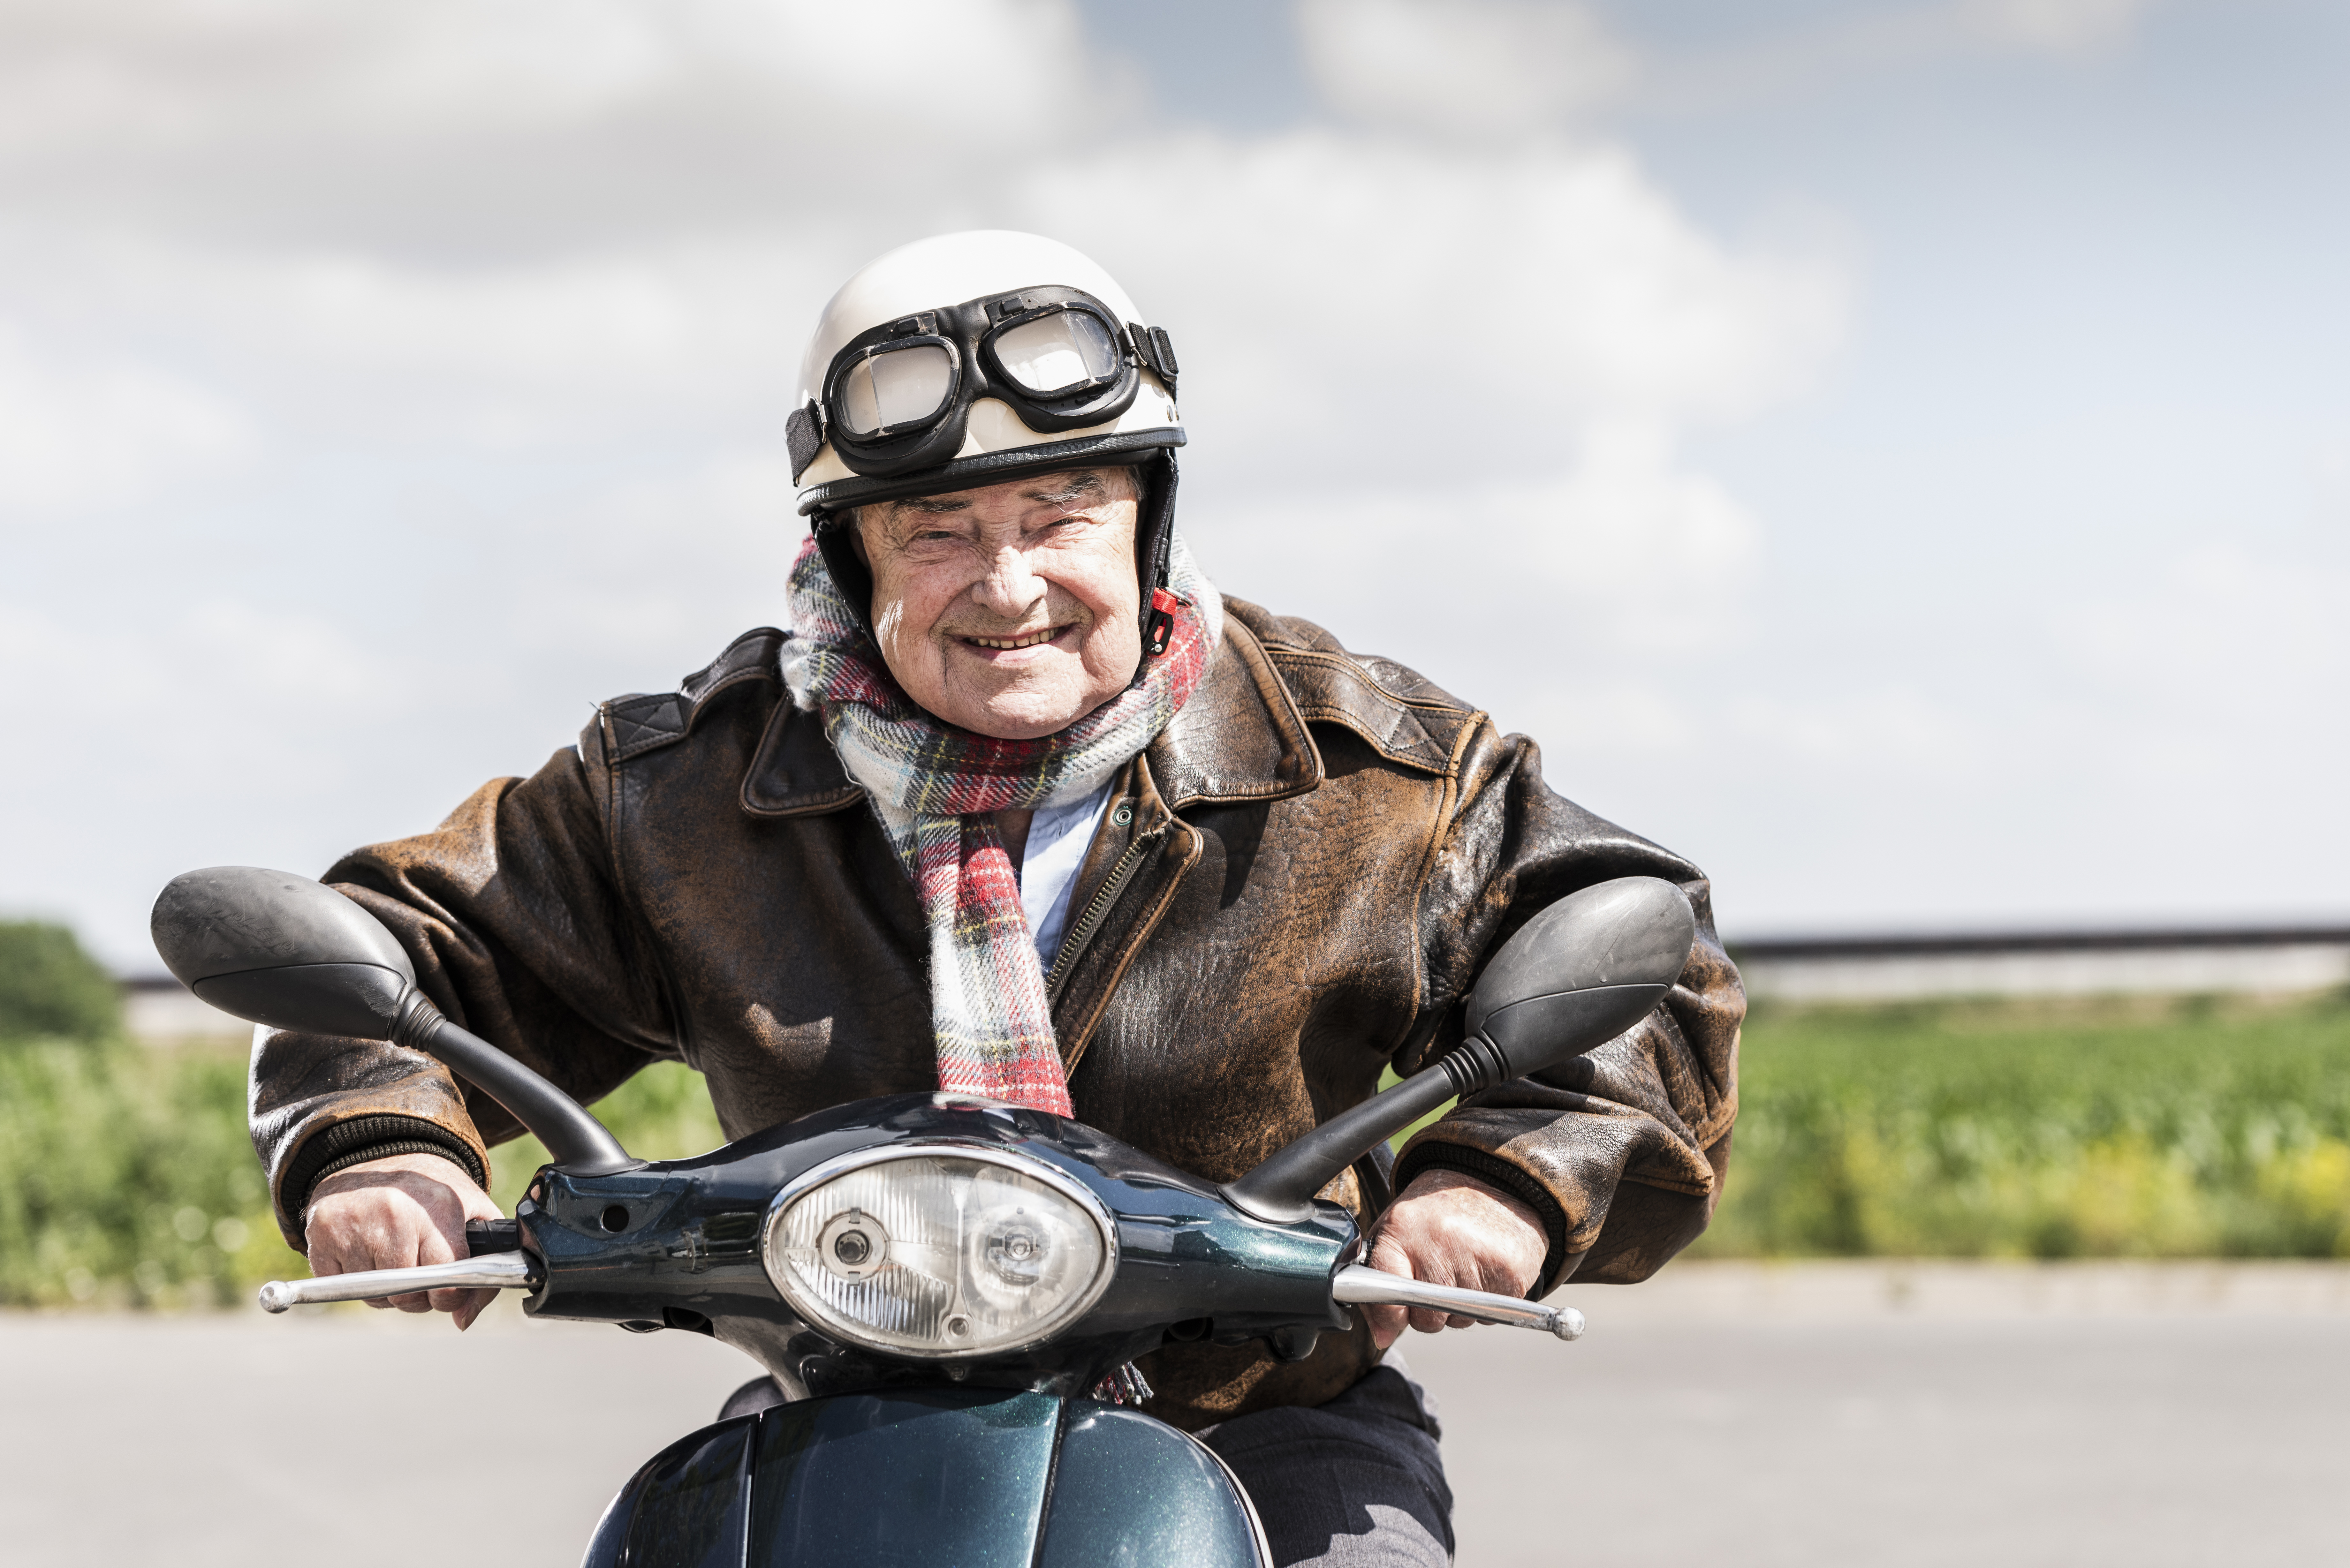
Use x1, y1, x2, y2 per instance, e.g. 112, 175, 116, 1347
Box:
256, 232, 1741, 1567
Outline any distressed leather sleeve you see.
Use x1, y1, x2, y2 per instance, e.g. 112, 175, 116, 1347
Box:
1392, 726, 1744, 1293
249, 727, 679, 1246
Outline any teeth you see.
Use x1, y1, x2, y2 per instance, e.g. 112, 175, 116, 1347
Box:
969, 628, 1058, 650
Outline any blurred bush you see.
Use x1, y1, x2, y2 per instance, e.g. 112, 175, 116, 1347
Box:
1690, 991, 2350, 1260
0, 920, 122, 1041
0, 1029, 722, 1309
0, 1036, 295, 1307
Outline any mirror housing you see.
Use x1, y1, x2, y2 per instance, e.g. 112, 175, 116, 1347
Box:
1222, 876, 1697, 1225
150, 866, 637, 1176
1459, 875, 1698, 1082
152, 866, 418, 1039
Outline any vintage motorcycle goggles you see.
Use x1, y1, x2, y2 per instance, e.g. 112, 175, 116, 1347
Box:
806, 285, 1179, 480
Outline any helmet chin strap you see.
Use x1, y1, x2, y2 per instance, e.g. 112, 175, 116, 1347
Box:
1132, 450, 1181, 681
810, 515, 877, 643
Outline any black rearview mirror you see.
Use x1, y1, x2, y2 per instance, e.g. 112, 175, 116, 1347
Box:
152, 865, 419, 1039
1224, 875, 1697, 1223
1457, 875, 1697, 1082
149, 866, 636, 1175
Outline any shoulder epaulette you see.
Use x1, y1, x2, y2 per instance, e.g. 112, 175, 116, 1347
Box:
1231, 601, 1482, 776
599, 627, 786, 764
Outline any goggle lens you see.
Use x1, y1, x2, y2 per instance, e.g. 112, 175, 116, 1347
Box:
836, 343, 954, 437
992, 308, 1121, 398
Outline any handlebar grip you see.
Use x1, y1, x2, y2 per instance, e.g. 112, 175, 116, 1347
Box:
465, 1218, 523, 1254
1331, 1263, 1586, 1341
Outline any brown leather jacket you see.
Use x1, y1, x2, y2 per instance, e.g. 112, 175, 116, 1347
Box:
250, 598, 1742, 1429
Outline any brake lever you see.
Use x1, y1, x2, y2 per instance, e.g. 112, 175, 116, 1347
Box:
1330, 1263, 1585, 1341
256, 1251, 540, 1314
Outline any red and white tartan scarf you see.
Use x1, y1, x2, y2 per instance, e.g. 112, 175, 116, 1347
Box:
780, 533, 1221, 1116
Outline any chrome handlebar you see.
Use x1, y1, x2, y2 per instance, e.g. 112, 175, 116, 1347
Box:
257, 1251, 540, 1313
255, 1253, 1583, 1346
1332, 1263, 1586, 1341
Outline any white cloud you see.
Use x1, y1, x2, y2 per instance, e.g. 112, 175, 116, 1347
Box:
1196, 418, 1759, 625
1965, 0, 2155, 55
1732, 688, 1981, 773
1633, 0, 2163, 110
1297, 0, 1637, 137
2063, 544, 2349, 731
1020, 128, 1847, 490
1171, 417, 1763, 770
0, 0, 1119, 247
0, 323, 256, 511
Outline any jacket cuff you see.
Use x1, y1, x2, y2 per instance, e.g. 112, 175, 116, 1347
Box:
1391, 1142, 1577, 1296
280, 1114, 490, 1233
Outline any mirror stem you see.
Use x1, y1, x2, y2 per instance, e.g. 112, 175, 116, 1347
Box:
390, 991, 637, 1176
1222, 1036, 1512, 1225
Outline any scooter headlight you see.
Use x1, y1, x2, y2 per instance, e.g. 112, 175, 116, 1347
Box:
762, 1146, 1117, 1360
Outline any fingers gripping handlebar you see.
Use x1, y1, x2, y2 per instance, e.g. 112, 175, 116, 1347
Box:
257, 1250, 540, 1313
1332, 1264, 1585, 1341
257, 1217, 534, 1313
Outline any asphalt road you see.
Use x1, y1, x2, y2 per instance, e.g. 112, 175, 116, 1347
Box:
3, 1262, 2344, 1566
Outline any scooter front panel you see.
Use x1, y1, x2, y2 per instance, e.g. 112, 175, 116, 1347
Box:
580, 1415, 756, 1568
747, 1387, 1059, 1566
1035, 1403, 1271, 1568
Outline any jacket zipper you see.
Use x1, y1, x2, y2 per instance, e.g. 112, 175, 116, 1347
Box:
1045, 825, 1166, 1005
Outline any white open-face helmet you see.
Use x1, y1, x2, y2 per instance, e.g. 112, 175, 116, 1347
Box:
790, 230, 1188, 647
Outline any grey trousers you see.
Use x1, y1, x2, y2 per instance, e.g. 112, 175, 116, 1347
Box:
1198, 1357, 1454, 1567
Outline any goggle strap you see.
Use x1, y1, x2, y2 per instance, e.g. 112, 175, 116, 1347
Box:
1125, 322, 1179, 394
786, 401, 826, 483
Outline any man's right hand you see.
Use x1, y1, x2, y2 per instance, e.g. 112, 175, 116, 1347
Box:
304, 1152, 505, 1330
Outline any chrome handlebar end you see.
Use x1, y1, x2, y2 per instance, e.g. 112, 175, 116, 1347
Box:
1331, 1263, 1586, 1342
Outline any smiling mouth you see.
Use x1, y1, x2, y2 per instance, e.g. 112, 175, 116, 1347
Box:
959, 626, 1066, 651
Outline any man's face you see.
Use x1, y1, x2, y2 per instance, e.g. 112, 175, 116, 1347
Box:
854, 467, 1141, 740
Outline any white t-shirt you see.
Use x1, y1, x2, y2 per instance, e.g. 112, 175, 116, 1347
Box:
1018, 776, 1118, 969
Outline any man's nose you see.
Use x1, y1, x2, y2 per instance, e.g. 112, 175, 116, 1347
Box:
970, 546, 1048, 620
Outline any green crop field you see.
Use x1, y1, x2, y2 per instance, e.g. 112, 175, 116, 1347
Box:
3, 910, 2346, 1307
1690, 991, 2350, 1260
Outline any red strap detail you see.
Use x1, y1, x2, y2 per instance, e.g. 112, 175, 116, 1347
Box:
1146, 588, 1180, 657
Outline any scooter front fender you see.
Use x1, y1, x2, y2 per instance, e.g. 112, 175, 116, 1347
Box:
582, 1385, 1268, 1567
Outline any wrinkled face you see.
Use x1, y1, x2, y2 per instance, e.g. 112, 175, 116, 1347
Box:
855, 467, 1141, 740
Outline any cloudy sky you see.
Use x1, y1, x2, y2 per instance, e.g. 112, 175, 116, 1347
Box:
2, 0, 2343, 968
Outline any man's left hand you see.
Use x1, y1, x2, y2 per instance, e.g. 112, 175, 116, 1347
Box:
1361, 1169, 1549, 1350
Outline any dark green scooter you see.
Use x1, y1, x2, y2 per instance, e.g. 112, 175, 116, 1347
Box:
152, 866, 1694, 1567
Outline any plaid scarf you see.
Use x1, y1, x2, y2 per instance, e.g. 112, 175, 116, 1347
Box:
781, 533, 1221, 1115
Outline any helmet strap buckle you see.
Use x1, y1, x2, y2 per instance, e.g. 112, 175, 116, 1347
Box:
1145, 588, 1180, 658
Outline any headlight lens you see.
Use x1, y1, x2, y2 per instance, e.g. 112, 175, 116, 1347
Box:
762, 1148, 1115, 1359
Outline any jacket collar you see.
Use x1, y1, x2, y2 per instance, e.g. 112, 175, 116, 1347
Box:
739, 683, 860, 818
1144, 610, 1322, 811
740, 613, 1322, 819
